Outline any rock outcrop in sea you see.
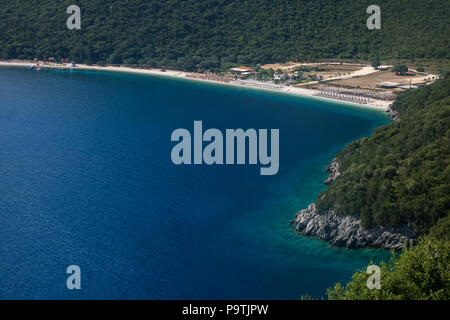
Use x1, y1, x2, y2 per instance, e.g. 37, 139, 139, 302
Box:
292, 158, 416, 250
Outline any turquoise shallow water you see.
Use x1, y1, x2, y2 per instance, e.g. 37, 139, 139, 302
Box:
0, 67, 391, 299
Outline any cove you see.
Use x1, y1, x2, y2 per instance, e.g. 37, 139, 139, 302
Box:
0, 67, 391, 299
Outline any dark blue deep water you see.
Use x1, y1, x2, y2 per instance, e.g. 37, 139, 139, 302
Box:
0, 67, 391, 299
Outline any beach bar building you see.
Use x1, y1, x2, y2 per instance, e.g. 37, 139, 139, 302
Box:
230, 66, 255, 79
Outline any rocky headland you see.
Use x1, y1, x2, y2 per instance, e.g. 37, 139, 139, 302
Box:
292, 158, 416, 250
386, 105, 400, 121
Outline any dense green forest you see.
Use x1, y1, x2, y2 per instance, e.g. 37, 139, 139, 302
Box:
316, 77, 450, 237
324, 237, 449, 300
0, 0, 449, 70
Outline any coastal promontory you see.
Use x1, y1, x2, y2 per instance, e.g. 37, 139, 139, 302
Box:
293, 78, 449, 249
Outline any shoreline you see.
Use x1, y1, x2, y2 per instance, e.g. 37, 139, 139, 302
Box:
1, 60, 406, 251
292, 203, 416, 250
292, 159, 416, 250
0, 60, 392, 112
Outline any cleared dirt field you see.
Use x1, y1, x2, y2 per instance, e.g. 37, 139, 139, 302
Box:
305, 64, 362, 80
260, 62, 304, 70
261, 62, 360, 72
329, 70, 435, 88
261, 63, 365, 82
313, 64, 361, 72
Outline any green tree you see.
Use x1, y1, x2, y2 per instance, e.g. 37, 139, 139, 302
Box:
371, 58, 381, 69
392, 64, 409, 75
326, 237, 450, 300
1, 46, 16, 59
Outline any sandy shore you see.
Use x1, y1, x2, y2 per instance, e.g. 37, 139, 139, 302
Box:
0, 60, 392, 111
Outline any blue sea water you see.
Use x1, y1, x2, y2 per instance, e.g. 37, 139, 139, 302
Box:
0, 67, 391, 299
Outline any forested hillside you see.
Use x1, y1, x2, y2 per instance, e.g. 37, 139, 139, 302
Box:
316, 78, 450, 238
0, 0, 449, 70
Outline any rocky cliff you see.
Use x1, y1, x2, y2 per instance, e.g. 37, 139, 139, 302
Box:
292, 158, 416, 250
292, 203, 415, 250
386, 105, 400, 121
324, 158, 340, 185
